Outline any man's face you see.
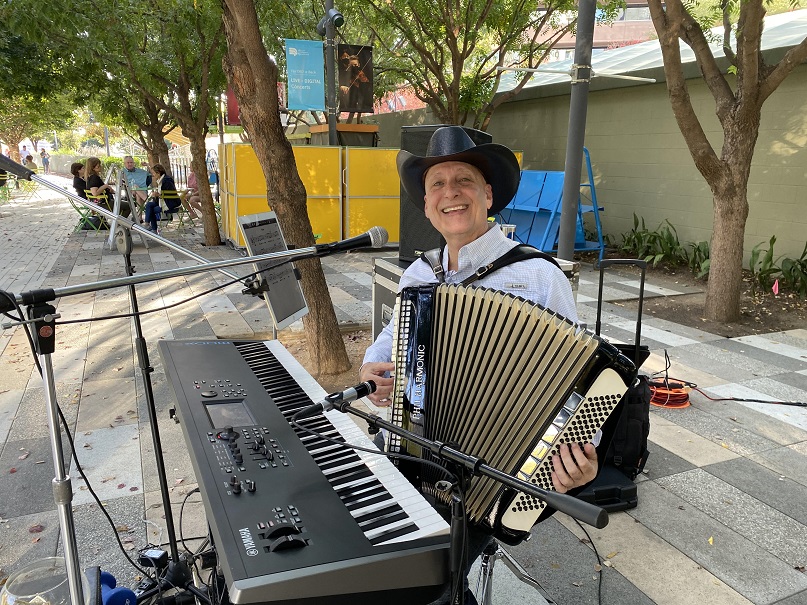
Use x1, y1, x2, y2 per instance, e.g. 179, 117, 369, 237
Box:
124, 158, 135, 171
423, 161, 492, 244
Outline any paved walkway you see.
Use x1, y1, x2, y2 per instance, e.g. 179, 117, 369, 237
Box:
1, 180, 806, 605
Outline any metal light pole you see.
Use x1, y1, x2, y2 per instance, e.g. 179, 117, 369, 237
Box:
556, 0, 596, 262
325, 0, 338, 145
104, 126, 111, 157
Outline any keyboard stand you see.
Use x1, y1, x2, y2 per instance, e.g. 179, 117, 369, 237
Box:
475, 541, 556, 605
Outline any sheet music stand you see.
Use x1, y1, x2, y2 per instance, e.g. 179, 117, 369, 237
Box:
238, 212, 308, 332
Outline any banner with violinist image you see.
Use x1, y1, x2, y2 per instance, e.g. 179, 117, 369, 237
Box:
337, 44, 374, 114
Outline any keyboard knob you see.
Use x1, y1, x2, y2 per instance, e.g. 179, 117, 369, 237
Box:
234, 454, 243, 464
230, 477, 241, 495
245, 479, 256, 493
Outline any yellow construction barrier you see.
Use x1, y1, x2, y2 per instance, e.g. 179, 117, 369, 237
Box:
219, 142, 401, 247
343, 147, 400, 241
220, 143, 343, 248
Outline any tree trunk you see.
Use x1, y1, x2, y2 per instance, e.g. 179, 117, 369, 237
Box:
144, 126, 171, 168
221, 0, 350, 376
704, 121, 755, 322
704, 188, 748, 321
187, 129, 221, 246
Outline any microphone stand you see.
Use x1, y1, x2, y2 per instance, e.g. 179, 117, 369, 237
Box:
115, 227, 209, 604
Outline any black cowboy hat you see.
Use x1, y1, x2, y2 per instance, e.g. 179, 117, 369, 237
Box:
396, 126, 521, 216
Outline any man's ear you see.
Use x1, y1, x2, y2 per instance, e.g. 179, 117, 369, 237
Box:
423, 195, 434, 222
485, 184, 493, 211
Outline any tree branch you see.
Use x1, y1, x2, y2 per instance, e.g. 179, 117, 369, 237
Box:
759, 35, 807, 101
648, 0, 723, 181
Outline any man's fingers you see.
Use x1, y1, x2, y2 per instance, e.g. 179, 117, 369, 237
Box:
550, 443, 598, 493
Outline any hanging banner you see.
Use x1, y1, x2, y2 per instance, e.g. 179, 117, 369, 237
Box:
225, 87, 240, 125
285, 39, 326, 111
337, 44, 374, 114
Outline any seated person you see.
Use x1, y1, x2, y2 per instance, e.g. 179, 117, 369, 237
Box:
179, 171, 204, 219
70, 162, 87, 199
0, 168, 7, 188
24, 155, 38, 171
85, 156, 131, 218
122, 155, 150, 206
143, 163, 180, 233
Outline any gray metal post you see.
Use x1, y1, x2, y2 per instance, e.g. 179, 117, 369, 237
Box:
41, 354, 85, 605
556, 0, 596, 262
325, 0, 338, 145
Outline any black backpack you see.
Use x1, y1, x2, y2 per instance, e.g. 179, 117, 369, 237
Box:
604, 374, 651, 480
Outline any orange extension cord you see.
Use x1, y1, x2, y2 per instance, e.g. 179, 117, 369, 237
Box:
648, 377, 692, 408
649, 350, 807, 409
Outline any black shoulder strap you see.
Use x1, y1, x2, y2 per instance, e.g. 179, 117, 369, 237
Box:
460, 244, 561, 286
421, 248, 445, 282
420, 244, 561, 286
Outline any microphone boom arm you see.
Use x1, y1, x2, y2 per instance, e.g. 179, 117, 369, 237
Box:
334, 403, 609, 529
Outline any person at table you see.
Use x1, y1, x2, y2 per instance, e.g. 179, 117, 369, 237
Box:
85, 156, 131, 217
71, 162, 87, 199
143, 163, 180, 233
179, 170, 204, 219
122, 155, 150, 206
24, 155, 37, 171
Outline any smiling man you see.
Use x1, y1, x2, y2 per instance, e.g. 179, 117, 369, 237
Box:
358, 125, 595, 604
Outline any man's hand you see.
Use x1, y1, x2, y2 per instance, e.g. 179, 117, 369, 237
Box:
359, 362, 395, 406
550, 443, 598, 493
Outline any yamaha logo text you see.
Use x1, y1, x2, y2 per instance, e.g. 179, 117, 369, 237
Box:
239, 527, 259, 556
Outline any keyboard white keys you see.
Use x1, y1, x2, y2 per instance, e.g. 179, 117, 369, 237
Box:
253, 341, 449, 545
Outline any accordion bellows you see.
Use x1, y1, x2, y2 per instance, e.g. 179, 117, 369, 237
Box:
389, 284, 635, 539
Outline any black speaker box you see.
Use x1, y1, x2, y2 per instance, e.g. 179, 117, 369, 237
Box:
398, 125, 493, 262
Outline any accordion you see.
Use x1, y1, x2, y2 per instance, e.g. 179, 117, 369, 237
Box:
388, 284, 636, 543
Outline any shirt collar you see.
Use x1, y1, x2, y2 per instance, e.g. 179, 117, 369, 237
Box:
443, 224, 512, 278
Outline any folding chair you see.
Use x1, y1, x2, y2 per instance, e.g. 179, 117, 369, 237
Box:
0, 173, 11, 204
161, 191, 194, 229
18, 172, 40, 201
70, 198, 104, 233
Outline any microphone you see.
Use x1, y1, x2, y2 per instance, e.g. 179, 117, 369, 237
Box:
294, 381, 377, 420
314, 226, 388, 256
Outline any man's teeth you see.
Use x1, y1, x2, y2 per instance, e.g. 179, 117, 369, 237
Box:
442, 205, 468, 213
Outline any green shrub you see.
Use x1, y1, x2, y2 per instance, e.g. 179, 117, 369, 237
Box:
616, 214, 689, 267
688, 240, 710, 278
748, 235, 781, 294
779, 242, 807, 298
